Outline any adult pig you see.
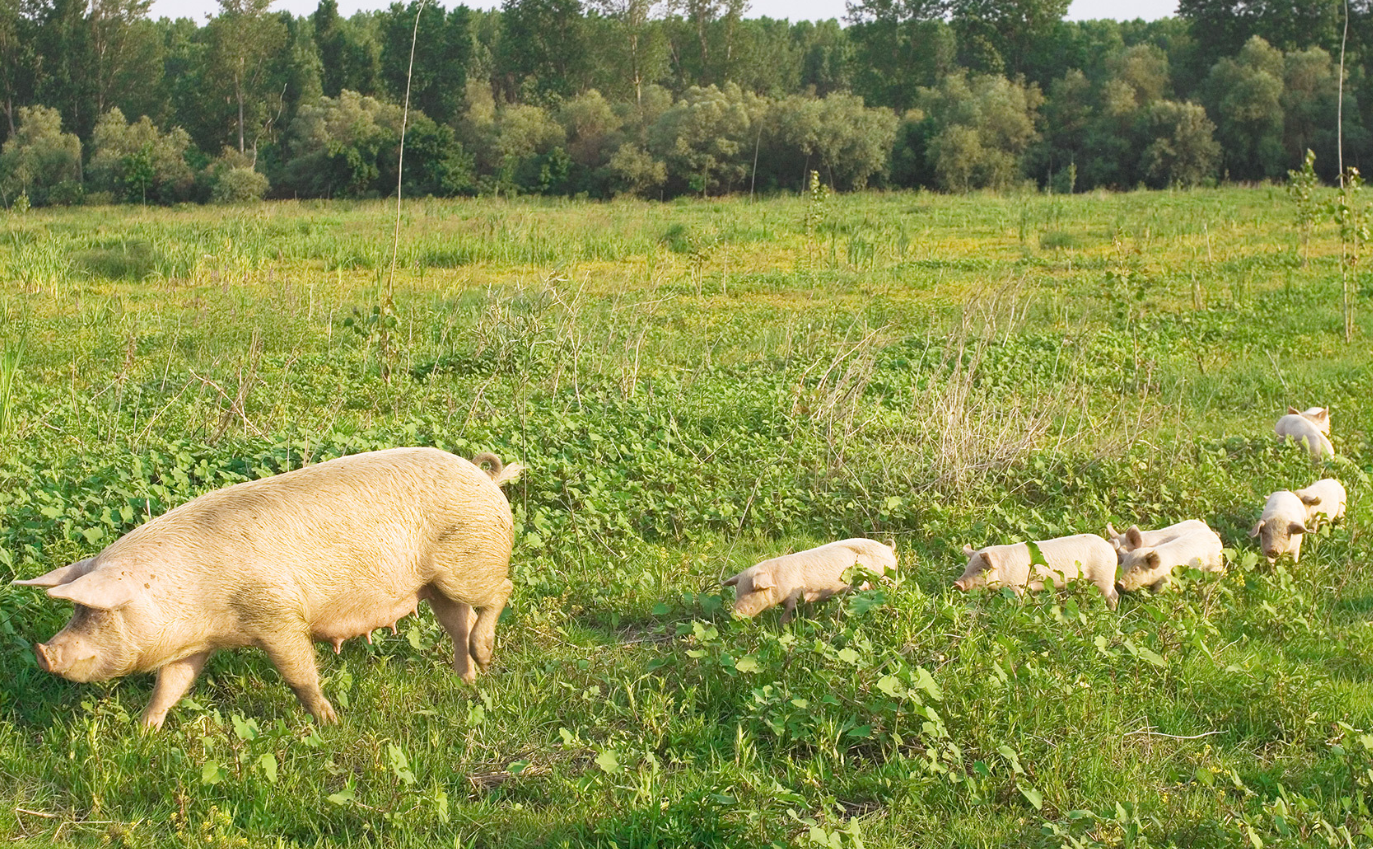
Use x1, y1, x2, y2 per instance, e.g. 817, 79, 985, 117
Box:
954, 534, 1119, 609
13, 448, 522, 729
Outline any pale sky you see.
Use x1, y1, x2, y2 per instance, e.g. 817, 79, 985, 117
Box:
149, 0, 1178, 24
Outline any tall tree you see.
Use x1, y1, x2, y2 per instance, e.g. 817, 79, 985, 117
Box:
33, 0, 95, 139
1178, 0, 1342, 57
591, 0, 667, 108
206, 0, 287, 154
90, 0, 161, 120
312, 0, 346, 97
380, 2, 470, 126
0, 0, 34, 139
497, 0, 587, 101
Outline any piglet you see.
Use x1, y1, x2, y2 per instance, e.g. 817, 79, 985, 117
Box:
955, 534, 1119, 609
1250, 490, 1308, 564
1105, 519, 1212, 558
1294, 478, 1346, 528
1275, 406, 1333, 461
1117, 529, 1224, 592
13, 448, 522, 729
723, 539, 897, 625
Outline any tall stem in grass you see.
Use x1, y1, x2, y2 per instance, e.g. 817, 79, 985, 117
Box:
1338, 0, 1348, 184
382, 0, 427, 381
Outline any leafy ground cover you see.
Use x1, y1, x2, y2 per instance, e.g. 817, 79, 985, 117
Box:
0, 187, 1371, 847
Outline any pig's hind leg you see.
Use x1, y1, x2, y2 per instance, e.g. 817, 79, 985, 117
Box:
424, 590, 477, 683
259, 630, 338, 724
468, 578, 513, 671
141, 651, 211, 730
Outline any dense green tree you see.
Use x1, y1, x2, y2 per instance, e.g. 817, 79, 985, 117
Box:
281, 89, 399, 197
648, 82, 761, 194
846, 18, 954, 111
1204, 35, 1286, 180
794, 20, 852, 96
0, 104, 82, 204
1141, 99, 1219, 186
915, 71, 1043, 191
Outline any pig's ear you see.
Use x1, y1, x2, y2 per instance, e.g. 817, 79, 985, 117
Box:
1313, 408, 1329, 422
1144, 551, 1161, 568
45, 569, 138, 610
1126, 527, 1143, 548
1287, 521, 1308, 536
1249, 520, 1264, 538
962, 544, 975, 557
11, 558, 96, 588
1287, 406, 1301, 416
750, 570, 775, 591
1298, 491, 1320, 505
1105, 522, 1119, 539
722, 573, 741, 588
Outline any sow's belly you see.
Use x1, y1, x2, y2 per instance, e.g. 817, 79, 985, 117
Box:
309, 592, 423, 653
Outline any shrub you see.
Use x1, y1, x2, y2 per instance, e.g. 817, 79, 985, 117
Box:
87, 108, 196, 205
212, 167, 270, 204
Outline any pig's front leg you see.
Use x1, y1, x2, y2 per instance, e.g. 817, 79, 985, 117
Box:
426, 592, 476, 683
779, 588, 805, 625
140, 651, 211, 730
260, 631, 337, 724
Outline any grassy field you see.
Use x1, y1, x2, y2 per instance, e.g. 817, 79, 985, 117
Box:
0, 187, 1371, 847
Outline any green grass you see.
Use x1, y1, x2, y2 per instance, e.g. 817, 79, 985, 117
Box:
0, 187, 1371, 847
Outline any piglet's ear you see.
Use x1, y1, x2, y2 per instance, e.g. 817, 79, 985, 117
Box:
1287, 521, 1308, 536
1145, 551, 1161, 568
11, 558, 96, 588
1298, 492, 1320, 505
1313, 408, 1329, 421
750, 570, 775, 591
1126, 527, 1144, 548
1249, 521, 1263, 538
1287, 406, 1301, 415
962, 544, 975, 557
45, 569, 138, 610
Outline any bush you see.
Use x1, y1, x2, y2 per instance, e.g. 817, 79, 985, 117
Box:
87, 108, 196, 205
212, 167, 269, 204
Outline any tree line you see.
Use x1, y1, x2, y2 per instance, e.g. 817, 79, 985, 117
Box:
1, 0, 1370, 205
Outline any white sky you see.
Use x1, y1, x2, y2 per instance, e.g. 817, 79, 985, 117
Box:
149, 0, 1178, 24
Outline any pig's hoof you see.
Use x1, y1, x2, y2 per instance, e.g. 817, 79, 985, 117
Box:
314, 699, 339, 725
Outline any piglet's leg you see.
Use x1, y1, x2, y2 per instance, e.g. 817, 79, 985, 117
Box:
260, 632, 337, 725
140, 651, 211, 730
426, 592, 476, 684
779, 589, 806, 626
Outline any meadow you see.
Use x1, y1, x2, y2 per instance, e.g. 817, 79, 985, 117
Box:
0, 187, 1370, 847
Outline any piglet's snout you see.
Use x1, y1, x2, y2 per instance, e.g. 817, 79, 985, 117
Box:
34, 643, 52, 673
953, 579, 967, 592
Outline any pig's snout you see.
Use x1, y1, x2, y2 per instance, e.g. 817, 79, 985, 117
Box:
953, 579, 967, 592
32, 639, 100, 681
